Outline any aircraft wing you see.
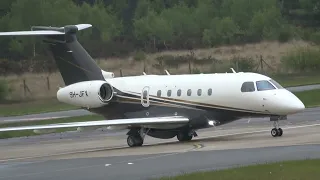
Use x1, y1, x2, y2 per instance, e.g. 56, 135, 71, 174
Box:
0, 116, 189, 132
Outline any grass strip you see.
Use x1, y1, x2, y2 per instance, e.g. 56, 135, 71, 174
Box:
0, 114, 103, 139
0, 98, 76, 117
293, 89, 320, 108
272, 73, 320, 87
159, 159, 320, 180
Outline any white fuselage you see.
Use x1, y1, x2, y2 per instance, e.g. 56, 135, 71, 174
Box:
57, 72, 305, 119
104, 72, 305, 116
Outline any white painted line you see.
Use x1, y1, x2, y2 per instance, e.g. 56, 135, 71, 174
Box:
201, 123, 320, 140
127, 162, 134, 165
105, 164, 111, 167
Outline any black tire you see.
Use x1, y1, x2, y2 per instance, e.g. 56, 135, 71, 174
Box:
271, 128, 278, 137
177, 131, 193, 142
127, 135, 143, 147
127, 135, 136, 147
278, 128, 283, 136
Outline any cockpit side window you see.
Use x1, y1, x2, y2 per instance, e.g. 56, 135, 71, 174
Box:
241, 81, 255, 92
256, 80, 276, 91
269, 79, 284, 89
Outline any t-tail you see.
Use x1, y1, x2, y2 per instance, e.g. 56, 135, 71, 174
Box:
0, 24, 105, 86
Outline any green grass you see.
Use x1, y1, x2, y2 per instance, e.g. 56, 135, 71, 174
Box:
294, 89, 320, 108
159, 159, 320, 180
0, 114, 103, 139
272, 73, 320, 87
0, 98, 76, 117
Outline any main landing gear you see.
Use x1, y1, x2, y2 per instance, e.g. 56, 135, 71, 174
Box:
177, 130, 197, 142
126, 128, 149, 147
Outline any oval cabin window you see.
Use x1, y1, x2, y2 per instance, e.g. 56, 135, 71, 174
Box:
177, 89, 181, 96
187, 89, 192, 96
197, 89, 202, 96
208, 88, 212, 96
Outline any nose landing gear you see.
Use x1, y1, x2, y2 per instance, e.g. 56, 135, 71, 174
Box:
271, 127, 283, 137
270, 115, 286, 137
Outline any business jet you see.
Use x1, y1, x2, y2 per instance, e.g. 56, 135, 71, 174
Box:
0, 24, 305, 147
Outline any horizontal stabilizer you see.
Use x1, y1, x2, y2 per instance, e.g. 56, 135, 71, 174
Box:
0, 24, 92, 36
0, 30, 64, 36
0, 116, 189, 132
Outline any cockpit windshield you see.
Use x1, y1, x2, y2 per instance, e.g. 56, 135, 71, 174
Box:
269, 79, 284, 89
256, 80, 276, 91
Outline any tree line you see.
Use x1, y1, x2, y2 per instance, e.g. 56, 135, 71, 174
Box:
0, 0, 319, 70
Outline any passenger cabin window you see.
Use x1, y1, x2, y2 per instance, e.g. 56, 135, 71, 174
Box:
256, 80, 276, 91
167, 90, 172, 97
187, 89, 192, 96
177, 89, 181, 96
270, 79, 284, 89
208, 88, 212, 96
197, 89, 202, 96
157, 90, 161, 97
241, 82, 255, 92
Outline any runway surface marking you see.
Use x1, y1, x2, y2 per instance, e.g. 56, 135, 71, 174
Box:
1, 122, 319, 163
0, 140, 203, 163
0, 141, 203, 179
199, 123, 320, 140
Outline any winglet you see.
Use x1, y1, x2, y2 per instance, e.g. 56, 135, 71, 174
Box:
230, 68, 236, 73
75, 24, 92, 31
164, 70, 170, 75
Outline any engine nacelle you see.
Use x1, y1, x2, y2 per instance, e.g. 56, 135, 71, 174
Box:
57, 80, 114, 108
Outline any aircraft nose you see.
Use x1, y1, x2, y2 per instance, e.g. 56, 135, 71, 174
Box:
285, 94, 305, 114
265, 90, 305, 115
290, 98, 305, 112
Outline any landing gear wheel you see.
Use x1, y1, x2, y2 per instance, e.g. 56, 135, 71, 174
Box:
271, 128, 283, 137
271, 120, 284, 137
177, 131, 193, 142
271, 128, 278, 137
127, 135, 143, 147
277, 128, 283, 136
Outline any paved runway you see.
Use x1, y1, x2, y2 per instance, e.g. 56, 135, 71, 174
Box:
1, 144, 320, 180
1, 84, 320, 123
0, 107, 320, 180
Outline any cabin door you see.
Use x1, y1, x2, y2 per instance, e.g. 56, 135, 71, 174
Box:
141, 86, 150, 107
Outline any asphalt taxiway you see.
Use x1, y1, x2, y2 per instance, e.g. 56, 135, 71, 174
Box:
0, 108, 320, 180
